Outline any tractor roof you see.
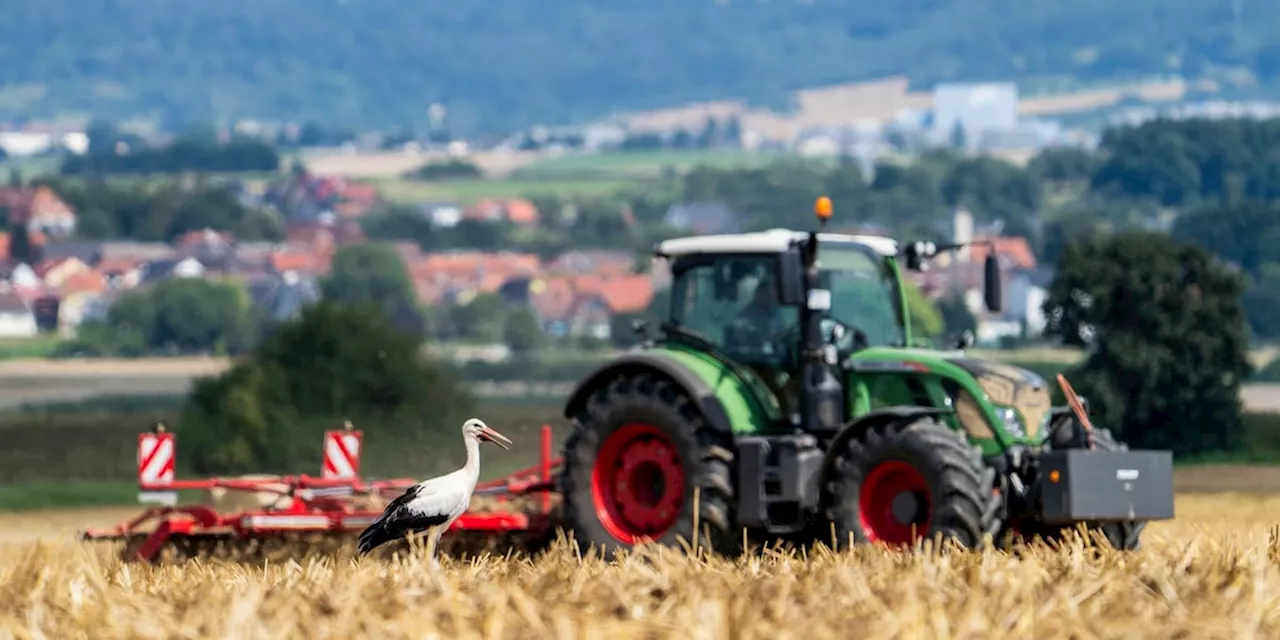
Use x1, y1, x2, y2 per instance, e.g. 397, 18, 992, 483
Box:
654, 229, 899, 259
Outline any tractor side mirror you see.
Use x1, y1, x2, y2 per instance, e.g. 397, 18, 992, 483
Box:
983, 254, 1002, 313
777, 250, 805, 306
903, 242, 929, 271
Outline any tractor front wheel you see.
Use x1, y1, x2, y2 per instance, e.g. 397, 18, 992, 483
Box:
826, 415, 1001, 550
560, 373, 738, 559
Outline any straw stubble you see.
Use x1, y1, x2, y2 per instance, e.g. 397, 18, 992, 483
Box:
0, 493, 1278, 639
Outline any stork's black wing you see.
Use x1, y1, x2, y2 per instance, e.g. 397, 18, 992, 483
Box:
356, 484, 453, 555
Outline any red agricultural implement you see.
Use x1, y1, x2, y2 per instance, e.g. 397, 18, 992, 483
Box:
81, 423, 564, 563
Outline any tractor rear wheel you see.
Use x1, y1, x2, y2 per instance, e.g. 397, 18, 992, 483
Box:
560, 373, 738, 559
826, 415, 1001, 550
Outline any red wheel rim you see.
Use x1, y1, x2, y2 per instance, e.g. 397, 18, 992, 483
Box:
858, 460, 932, 545
591, 423, 686, 545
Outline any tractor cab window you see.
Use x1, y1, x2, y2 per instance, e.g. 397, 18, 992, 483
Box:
818, 243, 906, 348
670, 256, 799, 366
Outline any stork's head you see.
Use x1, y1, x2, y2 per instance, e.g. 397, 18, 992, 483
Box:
462, 418, 512, 450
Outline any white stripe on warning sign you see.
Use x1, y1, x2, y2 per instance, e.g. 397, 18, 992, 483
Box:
138, 435, 174, 484
323, 433, 360, 478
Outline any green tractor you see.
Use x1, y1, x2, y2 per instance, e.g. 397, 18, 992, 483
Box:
556, 198, 1175, 558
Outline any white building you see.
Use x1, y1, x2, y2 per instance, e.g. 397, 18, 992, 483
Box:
0, 292, 37, 338
931, 83, 1019, 147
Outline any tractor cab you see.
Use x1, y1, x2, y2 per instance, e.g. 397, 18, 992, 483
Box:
653, 214, 915, 429
660, 229, 911, 355
655, 229, 905, 366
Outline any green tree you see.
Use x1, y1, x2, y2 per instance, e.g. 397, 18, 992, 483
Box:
408, 159, 483, 181
1039, 212, 1107, 267
940, 156, 1043, 222
6, 222, 36, 266
722, 116, 743, 148
1042, 231, 1252, 456
35, 177, 281, 243
1242, 264, 1280, 340
159, 181, 283, 242
71, 278, 254, 355
320, 243, 423, 334
904, 282, 945, 341
450, 293, 507, 343
1028, 147, 1098, 183
503, 306, 546, 353
936, 293, 977, 339
1171, 201, 1280, 280
1087, 118, 1280, 207
178, 300, 474, 475
696, 117, 720, 149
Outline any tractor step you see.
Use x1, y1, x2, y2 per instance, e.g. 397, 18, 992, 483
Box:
1036, 449, 1175, 524
735, 434, 823, 533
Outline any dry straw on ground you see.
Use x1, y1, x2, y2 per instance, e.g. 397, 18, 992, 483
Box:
1, 494, 1279, 639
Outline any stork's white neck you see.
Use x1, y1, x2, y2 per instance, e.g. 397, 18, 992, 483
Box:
462, 433, 482, 483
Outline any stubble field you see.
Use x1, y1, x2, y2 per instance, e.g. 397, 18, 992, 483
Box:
1, 490, 1279, 639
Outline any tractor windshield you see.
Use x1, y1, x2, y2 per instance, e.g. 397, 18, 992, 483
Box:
818, 243, 906, 348
668, 255, 799, 367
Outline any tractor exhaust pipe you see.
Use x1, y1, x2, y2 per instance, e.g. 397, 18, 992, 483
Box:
800, 197, 843, 434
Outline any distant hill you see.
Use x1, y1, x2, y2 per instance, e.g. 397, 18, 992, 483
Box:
1, 1, 1278, 134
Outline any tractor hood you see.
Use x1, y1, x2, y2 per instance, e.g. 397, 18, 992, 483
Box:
944, 356, 1054, 441
847, 347, 1053, 442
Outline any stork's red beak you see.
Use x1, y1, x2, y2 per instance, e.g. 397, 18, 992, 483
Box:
479, 425, 512, 449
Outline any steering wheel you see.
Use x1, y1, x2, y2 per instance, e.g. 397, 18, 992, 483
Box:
754, 316, 864, 366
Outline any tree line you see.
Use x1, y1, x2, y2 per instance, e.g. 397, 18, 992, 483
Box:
60, 121, 280, 176
1, 1, 1278, 133
34, 174, 283, 243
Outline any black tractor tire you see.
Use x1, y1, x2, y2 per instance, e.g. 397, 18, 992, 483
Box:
559, 372, 739, 560
1022, 420, 1145, 551
826, 415, 1001, 550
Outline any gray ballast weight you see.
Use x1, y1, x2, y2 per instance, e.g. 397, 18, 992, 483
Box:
1037, 449, 1175, 524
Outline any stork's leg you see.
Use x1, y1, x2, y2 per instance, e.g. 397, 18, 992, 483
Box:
425, 526, 442, 569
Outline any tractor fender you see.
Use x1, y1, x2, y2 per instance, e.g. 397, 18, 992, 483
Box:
818, 406, 953, 492
563, 352, 733, 434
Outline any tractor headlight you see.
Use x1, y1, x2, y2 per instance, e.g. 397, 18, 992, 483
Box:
996, 406, 1026, 438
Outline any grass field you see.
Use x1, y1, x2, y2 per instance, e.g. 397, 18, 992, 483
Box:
510, 149, 787, 179
0, 154, 61, 180
370, 175, 638, 204
362, 148, 780, 205
0, 490, 1278, 637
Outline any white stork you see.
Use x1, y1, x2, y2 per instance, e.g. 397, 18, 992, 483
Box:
356, 417, 512, 565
